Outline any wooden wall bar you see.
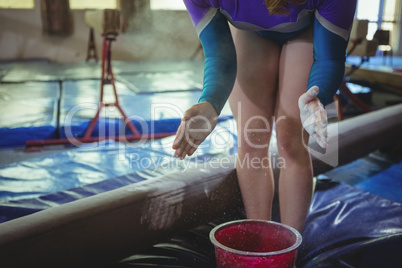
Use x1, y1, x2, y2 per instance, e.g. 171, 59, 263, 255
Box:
40, 0, 73, 36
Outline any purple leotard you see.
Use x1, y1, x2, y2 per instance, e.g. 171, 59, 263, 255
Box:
186, 0, 354, 41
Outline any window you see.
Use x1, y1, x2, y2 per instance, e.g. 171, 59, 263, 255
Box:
150, 0, 186, 10
355, 0, 397, 40
69, 0, 117, 10
0, 0, 34, 9
381, 0, 398, 34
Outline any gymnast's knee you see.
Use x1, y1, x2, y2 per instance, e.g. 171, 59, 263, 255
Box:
238, 118, 273, 156
276, 131, 308, 161
272, 115, 307, 157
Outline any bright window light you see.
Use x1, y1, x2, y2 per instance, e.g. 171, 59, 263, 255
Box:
356, 0, 380, 21
355, 0, 397, 40
356, 0, 380, 39
0, 0, 34, 9
69, 0, 117, 10
150, 0, 186, 10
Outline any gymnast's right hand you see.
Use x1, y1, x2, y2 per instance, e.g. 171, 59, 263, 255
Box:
172, 101, 218, 159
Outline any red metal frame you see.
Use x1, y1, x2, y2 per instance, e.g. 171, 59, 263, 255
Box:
26, 35, 175, 149
335, 81, 373, 121
335, 53, 373, 121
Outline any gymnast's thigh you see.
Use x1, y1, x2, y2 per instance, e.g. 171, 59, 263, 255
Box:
229, 28, 281, 130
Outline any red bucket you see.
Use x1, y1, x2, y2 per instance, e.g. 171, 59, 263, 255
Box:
210, 220, 302, 268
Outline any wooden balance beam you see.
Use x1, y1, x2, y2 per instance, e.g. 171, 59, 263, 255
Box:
1, 104, 402, 267
345, 64, 402, 91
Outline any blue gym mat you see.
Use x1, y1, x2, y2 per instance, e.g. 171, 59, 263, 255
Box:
0, 61, 232, 148
116, 69, 202, 94
356, 161, 402, 203
0, 82, 59, 148
0, 118, 238, 208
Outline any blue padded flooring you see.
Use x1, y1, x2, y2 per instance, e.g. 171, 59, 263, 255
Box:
321, 150, 402, 203
0, 82, 60, 148
0, 60, 232, 148
0, 118, 238, 207
356, 161, 402, 203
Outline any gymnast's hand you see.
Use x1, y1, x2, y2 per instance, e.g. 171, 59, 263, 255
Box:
172, 101, 218, 159
298, 86, 329, 149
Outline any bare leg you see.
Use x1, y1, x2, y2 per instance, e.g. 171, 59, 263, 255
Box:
276, 27, 314, 233
229, 29, 281, 220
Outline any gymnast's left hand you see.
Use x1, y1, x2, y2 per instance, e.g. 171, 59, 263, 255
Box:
298, 86, 329, 148
172, 101, 218, 159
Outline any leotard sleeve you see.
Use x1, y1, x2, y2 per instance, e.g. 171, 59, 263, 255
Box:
308, 0, 357, 106
184, 0, 237, 115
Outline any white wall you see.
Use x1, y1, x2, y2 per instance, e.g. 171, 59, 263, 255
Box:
1, 0, 401, 62
0, 0, 201, 62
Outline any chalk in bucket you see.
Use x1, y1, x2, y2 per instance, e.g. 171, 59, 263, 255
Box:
210, 219, 302, 268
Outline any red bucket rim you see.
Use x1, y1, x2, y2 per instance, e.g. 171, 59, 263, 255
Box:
209, 219, 302, 257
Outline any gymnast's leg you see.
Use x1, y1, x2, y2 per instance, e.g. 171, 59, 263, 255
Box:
275, 26, 314, 233
229, 28, 281, 220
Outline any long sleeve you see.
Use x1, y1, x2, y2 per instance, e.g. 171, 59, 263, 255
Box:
308, 2, 357, 106
197, 11, 237, 114
307, 16, 348, 106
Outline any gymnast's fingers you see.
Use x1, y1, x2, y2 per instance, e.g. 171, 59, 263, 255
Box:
319, 104, 328, 125
174, 143, 184, 158
172, 122, 186, 150
187, 140, 202, 157
180, 139, 193, 160
313, 131, 328, 148
303, 112, 317, 136
318, 106, 329, 142
314, 113, 328, 146
315, 123, 327, 142
174, 129, 188, 158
